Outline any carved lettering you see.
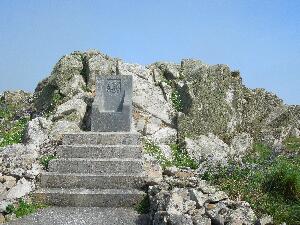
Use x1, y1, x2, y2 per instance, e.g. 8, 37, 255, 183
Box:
106, 79, 121, 94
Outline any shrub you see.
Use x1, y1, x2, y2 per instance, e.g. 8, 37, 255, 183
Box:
263, 157, 300, 201
40, 154, 56, 170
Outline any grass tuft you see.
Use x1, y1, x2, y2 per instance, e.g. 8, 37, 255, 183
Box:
40, 154, 56, 170
6, 199, 47, 218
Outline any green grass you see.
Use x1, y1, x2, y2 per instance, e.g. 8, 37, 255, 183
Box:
40, 154, 56, 170
144, 140, 172, 168
0, 117, 29, 148
6, 199, 47, 218
170, 143, 198, 169
284, 137, 300, 153
201, 143, 300, 225
143, 140, 198, 169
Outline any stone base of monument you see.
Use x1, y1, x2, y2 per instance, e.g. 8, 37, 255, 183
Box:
33, 132, 146, 207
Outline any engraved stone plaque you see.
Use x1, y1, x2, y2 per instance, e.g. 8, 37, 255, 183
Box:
91, 75, 133, 132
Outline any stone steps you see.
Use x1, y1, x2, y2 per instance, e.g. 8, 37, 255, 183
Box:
40, 172, 146, 189
48, 158, 143, 174
62, 132, 141, 145
57, 145, 142, 159
33, 131, 146, 208
33, 188, 145, 207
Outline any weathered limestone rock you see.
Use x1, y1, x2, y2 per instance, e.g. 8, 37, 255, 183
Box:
24, 117, 51, 147
53, 95, 87, 125
185, 134, 231, 164
49, 120, 81, 140
151, 127, 177, 145
0, 144, 38, 177
133, 75, 175, 125
49, 52, 84, 98
6, 178, 32, 200
230, 132, 253, 157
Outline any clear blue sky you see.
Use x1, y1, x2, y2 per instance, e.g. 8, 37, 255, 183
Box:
0, 0, 299, 104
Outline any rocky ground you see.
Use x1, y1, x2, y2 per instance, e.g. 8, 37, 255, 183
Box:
0, 50, 299, 224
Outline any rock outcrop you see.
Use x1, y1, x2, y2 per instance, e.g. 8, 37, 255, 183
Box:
0, 50, 299, 224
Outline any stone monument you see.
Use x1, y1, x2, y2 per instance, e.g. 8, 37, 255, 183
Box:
91, 75, 133, 132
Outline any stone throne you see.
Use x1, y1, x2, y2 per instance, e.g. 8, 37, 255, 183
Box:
91, 75, 132, 132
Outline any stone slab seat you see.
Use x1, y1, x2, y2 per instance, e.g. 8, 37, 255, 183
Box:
62, 132, 141, 145
48, 158, 144, 174
40, 172, 146, 189
33, 188, 146, 207
57, 145, 142, 159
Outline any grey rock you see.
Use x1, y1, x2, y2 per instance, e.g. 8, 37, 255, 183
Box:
0, 200, 11, 213
53, 96, 87, 125
0, 176, 16, 190
145, 117, 162, 135
0, 184, 6, 195
85, 50, 118, 90
230, 132, 253, 157
133, 75, 175, 125
0, 213, 5, 224
255, 215, 273, 225
24, 117, 51, 147
0, 144, 38, 177
144, 154, 163, 185
6, 178, 32, 200
185, 134, 230, 164
151, 127, 177, 145
189, 189, 208, 208
208, 191, 228, 203
192, 215, 212, 225
169, 213, 193, 225
159, 144, 173, 160
50, 120, 81, 140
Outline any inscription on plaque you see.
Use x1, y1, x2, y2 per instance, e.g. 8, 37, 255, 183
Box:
106, 79, 121, 94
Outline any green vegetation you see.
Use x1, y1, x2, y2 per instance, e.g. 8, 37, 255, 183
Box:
201, 142, 300, 225
6, 199, 46, 218
0, 99, 29, 148
170, 90, 183, 112
135, 195, 150, 214
48, 91, 63, 113
144, 140, 172, 168
0, 118, 29, 147
284, 136, 300, 152
144, 140, 198, 169
40, 154, 56, 170
170, 143, 198, 169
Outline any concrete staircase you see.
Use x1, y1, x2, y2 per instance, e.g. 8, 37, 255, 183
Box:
33, 132, 146, 207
